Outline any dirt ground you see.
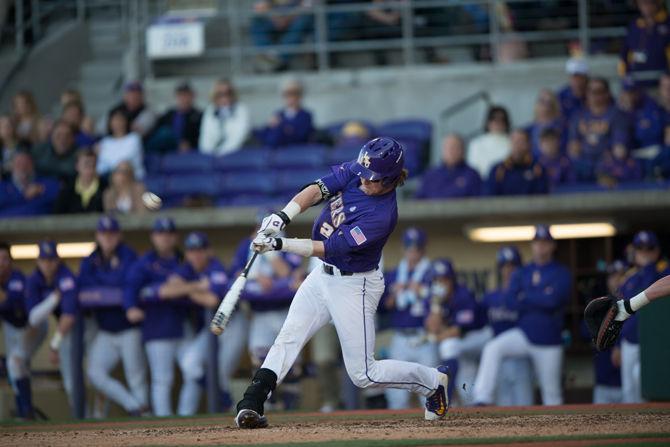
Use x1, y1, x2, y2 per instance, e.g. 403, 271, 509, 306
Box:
1, 404, 669, 447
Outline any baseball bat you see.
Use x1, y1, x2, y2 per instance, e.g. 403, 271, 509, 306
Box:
210, 252, 259, 335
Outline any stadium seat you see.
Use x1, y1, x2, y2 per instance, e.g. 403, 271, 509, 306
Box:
221, 172, 277, 196
328, 145, 361, 165
164, 174, 223, 197
143, 176, 167, 197
398, 138, 425, 176
225, 195, 283, 207
160, 152, 217, 174
377, 118, 432, 142
276, 169, 327, 193
216, 147, 271, 172
270, 145, 329, 169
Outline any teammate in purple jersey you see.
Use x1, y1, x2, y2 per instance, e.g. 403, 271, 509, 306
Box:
234, 137, 451, 429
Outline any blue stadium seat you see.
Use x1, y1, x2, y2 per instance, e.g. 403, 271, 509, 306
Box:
270, 145, 329, 169
144, 153, 163, 174
398, 138, 424, 176
216, 147, 271, 172
165, 174, 223, 197
225, 195, 283, 207
161, 152, 217, 174
328, 145, 361, 165
276, 169, 327, 193
143, 176, 167, 197
377, 119, 432, 142
221, 172, 277, 196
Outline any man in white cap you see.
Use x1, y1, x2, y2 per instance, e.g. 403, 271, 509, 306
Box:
558, 57, 589, 121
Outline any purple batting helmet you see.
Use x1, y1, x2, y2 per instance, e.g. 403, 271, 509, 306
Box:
350, 137, 405, 187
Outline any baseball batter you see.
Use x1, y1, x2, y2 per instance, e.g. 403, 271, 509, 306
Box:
234, 137, 450, 429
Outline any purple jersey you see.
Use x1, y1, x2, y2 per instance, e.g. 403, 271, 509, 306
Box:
414, 162, 482, 199
385, 262, 432, 329
557, 85, 585, 122
538, 154, 575, 190
481, 289, 518, 336
505, 260, 571, 346
26, 263, 78, 319
438, 283, 485, 334
619, 260, 665, 344
312, 161, 397, 273
175, 257, 229, 331
78, 243, 138, 333
569, 106, 630, 162
0, 269, 28, 328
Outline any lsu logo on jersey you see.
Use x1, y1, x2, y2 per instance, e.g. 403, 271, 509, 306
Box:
59, 276, 75, 292
319, 192, 346, 238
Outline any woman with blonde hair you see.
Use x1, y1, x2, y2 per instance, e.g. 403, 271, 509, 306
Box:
103, 161, 148, 214
11, 91, 41, 144
198, 79, 250, 156
526, 89, 565, 157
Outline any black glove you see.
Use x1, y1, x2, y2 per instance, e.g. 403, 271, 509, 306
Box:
584, 295, 624, 351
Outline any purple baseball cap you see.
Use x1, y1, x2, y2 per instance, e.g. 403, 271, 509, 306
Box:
38, 240, 59, 259
124, 80, 143, 92
97, 215, 120, 232
432, 258, 455, 279
632, 231, 659, 249
533, 225, 554, 242
184, 232, 209, 250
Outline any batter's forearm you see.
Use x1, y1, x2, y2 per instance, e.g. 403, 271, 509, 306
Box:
274, 238, 324, 258
289, 184, 323, 212
642, 275, 670, 301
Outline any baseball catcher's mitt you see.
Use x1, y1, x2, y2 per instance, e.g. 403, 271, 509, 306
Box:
584, 295, 623, 351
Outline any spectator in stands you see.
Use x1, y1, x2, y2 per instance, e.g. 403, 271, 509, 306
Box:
467, 105, 512, 178
558, 58, 588, 122
96, 109, 144, 180
595, 144, 643, 189
61, 101, 95, 149
149, 82, 202, 154
100, 81, 156, 138
335, 121, 371, 149
60, 89, 95, 136
620, 0, 670, 85
657, 73, 670, 119
54, 149, 107, 214
103, 161, 147, 215
651, 126, 670, 179
618, 77, 664, 149
0, 152, 59, 217
11, 91, 41, 145
537, 128, 574, 191
261, 77, 314, 147
1, 115, 29, 180
415, 134, 481, 199
31, 120, 78, 181
199, 79, 251, 156
526, 89, 565, 157
250, 0, 314, 72
487, 129, 548, 196
568, 78, 630, 182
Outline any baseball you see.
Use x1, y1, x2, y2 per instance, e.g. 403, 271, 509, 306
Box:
142, 191, 162, 211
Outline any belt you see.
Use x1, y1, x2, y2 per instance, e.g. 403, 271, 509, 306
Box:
323, 264, 353, 276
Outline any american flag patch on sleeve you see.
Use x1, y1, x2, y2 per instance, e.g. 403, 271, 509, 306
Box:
350, 226, 367, 245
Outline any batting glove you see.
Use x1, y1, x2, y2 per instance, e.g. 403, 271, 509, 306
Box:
258, 212, 291, 237
252, 235, 283, 254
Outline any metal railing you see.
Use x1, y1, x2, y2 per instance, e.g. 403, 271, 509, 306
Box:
135, 0, 634, 76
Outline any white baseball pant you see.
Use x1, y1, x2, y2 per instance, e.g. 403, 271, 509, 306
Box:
261, 265, 441, 397
473, 327, 563, 405
384, 331, 439, 409
593, 385, 623, 404
218, 311, 249, 394
86, 328, 148, 412
621, 340, 643, 403
496, 357, 534, 406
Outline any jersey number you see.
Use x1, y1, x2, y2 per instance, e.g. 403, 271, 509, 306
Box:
320, 222, 335, 238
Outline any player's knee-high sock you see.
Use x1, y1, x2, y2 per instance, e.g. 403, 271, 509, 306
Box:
237, 368, 277, 415
443, 359, 459, 400
14, 378, 34, 418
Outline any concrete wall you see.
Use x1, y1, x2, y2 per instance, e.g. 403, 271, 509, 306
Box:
0, 22, 91, 114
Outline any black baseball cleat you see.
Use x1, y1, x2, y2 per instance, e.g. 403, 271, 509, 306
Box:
235, 409, 268, 429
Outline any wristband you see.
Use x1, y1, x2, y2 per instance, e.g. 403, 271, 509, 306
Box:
273, 237, 283, 251
276, 211, 291, 226
281, 201, 301, 222
50, 332, 63, 350
623, 298, 635, 315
